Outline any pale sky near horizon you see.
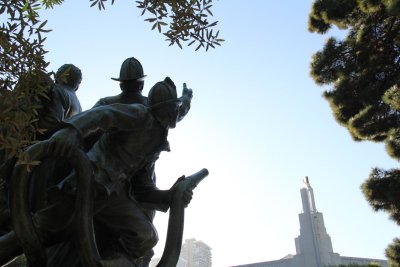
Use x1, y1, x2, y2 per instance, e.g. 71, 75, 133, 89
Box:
39, 1, 399, 266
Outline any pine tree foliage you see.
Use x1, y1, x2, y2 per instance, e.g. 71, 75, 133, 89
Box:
0, 0, 220, 167
309, 0, 400, 265
386, 238, 400, 267
362, 168, 400, 222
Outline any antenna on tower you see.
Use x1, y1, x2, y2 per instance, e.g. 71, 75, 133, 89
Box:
303, 176, 311, 187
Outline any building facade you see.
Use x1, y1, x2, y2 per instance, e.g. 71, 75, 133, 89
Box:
232, 177, 388, 267
151, 238, 212, 267
181, 238, 212, 267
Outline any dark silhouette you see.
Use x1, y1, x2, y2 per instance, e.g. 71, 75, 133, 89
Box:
0, 77, 207, 267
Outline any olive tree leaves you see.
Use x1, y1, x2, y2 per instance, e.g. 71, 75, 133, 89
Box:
89, 0, 224, 51
0, 0, 52, 168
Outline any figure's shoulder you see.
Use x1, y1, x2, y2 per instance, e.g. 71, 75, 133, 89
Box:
103, 103, 154, 127
53, 83, 70, 93
104, 103, 150, 117
93, 95, 117, 107
128, 103, 150, 117
47, 84, 68, 104
52, 84, 78, 99
50, 83, 62, 95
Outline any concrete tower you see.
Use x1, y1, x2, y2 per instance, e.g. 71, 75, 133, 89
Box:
294, 177, 340, 267
232, 177, 388, 267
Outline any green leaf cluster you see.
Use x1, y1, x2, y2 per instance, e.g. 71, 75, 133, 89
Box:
309, 1, 400, 265
362, 171, 400, 267
40, 0, 65, 9
0, 0, 54, 166
89, 0, 224, 51
386, 238, 400, 267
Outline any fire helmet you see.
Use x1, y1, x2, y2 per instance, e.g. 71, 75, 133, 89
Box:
148, 77, 178, 105
111, 57, 146, 82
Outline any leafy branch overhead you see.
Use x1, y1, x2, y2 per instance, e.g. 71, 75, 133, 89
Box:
0, 0, 52, 166
90, 0, 224, 51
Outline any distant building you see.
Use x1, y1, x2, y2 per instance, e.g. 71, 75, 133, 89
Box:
232, 177, 388, 267
181, 238, 212, 267
151, 238, 212, 267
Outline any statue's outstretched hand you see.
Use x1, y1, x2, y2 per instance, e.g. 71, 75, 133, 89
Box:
46, 126, 82, 159
182, 83, 193, 101
177, 83, 193, 122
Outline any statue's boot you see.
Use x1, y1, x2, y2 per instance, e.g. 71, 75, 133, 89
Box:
0, 231, 23, 266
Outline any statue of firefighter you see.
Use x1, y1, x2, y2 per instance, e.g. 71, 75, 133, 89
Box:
0, 77, 208, 267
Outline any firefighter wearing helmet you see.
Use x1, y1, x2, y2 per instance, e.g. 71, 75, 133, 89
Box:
149, 77, 183, 129
93, 57, 148, 107
94, 57, 193, 123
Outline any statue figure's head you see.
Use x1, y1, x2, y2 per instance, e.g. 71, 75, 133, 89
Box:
112, 57, 146, 92
149, 77, 177, 104
55, 64, 82, 91
149, 77, 182, 129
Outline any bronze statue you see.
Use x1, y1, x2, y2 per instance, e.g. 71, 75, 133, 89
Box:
87, 57, 192, 267
0, 64, 83, 233
0, 76, 208, 267
37, 64, 82, 138
30, 64, 83, 210
86, 57, 193, 267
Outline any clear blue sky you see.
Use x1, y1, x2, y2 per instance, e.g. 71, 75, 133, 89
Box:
41, 1, 398, 266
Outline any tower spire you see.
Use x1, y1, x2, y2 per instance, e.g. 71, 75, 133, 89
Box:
303, 176, 311, 188
296, 176, 338, 267
302, 176, 317, 212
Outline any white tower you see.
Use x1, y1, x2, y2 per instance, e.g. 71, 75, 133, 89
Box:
294, 177, 340, 267
231, 177, 388, 267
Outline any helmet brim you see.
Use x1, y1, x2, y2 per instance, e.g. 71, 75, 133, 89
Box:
110, 75, 147, 82
150, 99, 182, 110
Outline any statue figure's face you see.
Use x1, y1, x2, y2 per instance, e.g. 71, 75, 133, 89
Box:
74, 77, 82, 91
154, 100, 182, 129
166, 101, 182, 129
